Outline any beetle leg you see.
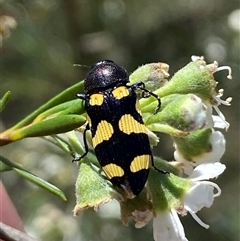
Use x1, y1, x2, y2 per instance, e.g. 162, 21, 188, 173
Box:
131, 82, 161, 114
72, 123, 90, 162
151, 156, 169, 175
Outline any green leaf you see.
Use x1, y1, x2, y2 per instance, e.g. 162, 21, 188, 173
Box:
0, 160, 12, 172
7, 114, 86, 142
13, 168, 67, 201
4, 81, 84, 132
0, 91, 11, 112
45, 135, 76, 157
74, 161, 119, 215
0, 155, 67, 200
32, 99, 85, 123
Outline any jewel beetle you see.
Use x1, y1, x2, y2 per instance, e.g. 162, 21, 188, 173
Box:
74, 60, 163, 197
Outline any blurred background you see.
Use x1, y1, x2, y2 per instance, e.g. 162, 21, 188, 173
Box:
1, 0, 239, 241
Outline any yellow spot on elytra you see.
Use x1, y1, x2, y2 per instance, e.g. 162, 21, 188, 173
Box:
130, 155, 151, 173
118, 114, 147, 135
92, 120, 114, 147
102, 163, 124, 179
89, 93, 104, 106
112, 86, 129, 99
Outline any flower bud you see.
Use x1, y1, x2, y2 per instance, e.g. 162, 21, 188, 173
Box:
173, 129, 226, 174
144, 94, 207, 135
129, 62, 169, 91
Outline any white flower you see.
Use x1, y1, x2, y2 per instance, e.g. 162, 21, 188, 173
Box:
209, 89, 232, 130
153, 209, 188, 241
191, 55, 232, 131
153, 162, 225, 241
182, 163, 225, 228
210, 73, 232, 130
174, 129, 226, 175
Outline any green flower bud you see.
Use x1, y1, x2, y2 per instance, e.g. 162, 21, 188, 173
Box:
173, 128, 212, 161
140, 57, 219, 110
173, 129, 226, 174
129, 62, 169, 91
144, 94, 207, 136
156, 60, 217, 100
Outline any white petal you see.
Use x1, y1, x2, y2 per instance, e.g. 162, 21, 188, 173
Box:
205, 105, 214, 128
179, 161, 194, 176
189, 163, 226, 181
173, 145, 194, 175
191, 55, 202, 62
184, 182, 215, 213
210, 131, 226, 155
153, 209, 188, 241
212, 106, 230, 130
212, 114, 229, 129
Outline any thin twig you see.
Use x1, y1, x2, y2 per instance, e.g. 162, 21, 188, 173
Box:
0, 222, 39, 241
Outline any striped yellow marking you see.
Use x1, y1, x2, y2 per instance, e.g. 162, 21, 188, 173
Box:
118, 114, 147, 135
102, 163, 124, 179
112, 86, 129, 99
89, 93, 104, 106
92, 120, 114, 148
130, 155, 151, 173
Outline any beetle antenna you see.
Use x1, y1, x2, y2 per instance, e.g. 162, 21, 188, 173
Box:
73, 64, 91, 69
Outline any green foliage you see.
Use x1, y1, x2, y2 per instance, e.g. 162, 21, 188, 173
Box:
0, 155, 66, 200
0, 1, 239, 241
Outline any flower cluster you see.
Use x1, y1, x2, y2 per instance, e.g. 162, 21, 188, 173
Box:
74, 56, 232, 241
126, 56, 232, 241
0, 56, 232, 241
